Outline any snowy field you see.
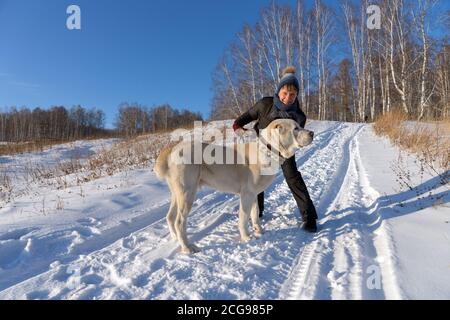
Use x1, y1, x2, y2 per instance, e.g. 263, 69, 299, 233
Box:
0, 121, 448, 300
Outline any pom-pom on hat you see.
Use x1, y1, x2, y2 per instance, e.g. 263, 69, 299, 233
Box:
276, 66, 300, 94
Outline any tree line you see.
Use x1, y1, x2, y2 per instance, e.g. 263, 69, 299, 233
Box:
210, 0, 449, 122
0, 105, 106, 142
115, 102, 203, 137
0, 103, 203, 142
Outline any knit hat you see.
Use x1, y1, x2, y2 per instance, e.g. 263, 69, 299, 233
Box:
276, 66, 300, 94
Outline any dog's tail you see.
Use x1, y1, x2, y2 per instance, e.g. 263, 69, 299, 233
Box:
153, 143, 176, 180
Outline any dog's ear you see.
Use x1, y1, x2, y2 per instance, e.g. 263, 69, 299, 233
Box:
274, 123, 283, 130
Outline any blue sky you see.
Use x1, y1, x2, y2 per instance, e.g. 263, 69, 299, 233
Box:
0, 0, 448, 128
0, 0, 297, 128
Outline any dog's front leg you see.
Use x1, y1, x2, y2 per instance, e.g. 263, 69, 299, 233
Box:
238, 193, 254, 242
250, 199, 264, 238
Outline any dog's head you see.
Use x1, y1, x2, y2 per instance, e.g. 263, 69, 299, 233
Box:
261, 119, 314, 159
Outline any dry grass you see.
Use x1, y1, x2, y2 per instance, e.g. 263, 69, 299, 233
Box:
84, 132, 173, 178
0, 121, 212, 207
0, 140, 60, 156
374, 110, 450, 186
0, 131, 175, 207
0, 134, 118, 157
0, 169, 13, 203
20, 132, 173, 187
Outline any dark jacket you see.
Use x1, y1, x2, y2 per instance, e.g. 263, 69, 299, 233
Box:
233, 97, 307, 135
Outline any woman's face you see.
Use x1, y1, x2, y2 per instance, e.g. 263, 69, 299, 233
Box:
278, 87, 298, 105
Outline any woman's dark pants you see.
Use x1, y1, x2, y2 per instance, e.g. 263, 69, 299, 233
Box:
257, 155, 317, 221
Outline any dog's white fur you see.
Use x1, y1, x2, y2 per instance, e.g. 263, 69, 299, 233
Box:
154, 119, 314, 254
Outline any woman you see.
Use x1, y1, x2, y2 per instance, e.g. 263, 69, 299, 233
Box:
232, 66, 318, 232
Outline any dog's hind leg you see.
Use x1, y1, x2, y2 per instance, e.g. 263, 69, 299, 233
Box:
238, 192, 254, 242
174, 188, 199, 254
250, 198, 264, 238
166, 192, 178, 241
172, 168, 201, 254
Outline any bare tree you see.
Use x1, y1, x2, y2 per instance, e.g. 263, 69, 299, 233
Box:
435, 44, 450, 118
342, 1, 364, 121
414, 0, 437, 119
314, 0, 334, 120
387, 0, 410, 114
296, 0, 307, 111
236, 25, 258, 106
221, 60, 243, 116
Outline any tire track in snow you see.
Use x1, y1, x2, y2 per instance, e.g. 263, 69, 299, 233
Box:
314, 129, 402, 299
314, 133, 380, 300
278, 123, 363, 299
280, 125, 402, 300
350, 131, 403, 299
0, 185, 240, 299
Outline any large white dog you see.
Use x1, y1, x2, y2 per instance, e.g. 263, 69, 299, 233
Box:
154, 119, 314, 253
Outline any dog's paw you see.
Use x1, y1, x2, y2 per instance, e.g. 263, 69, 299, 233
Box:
254, 225, 264, 233
180, 244, 201, 254
254, 228, 264, 238
240, 235, 252, 243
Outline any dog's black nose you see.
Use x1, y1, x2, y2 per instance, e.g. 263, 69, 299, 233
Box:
309, 131, 314, 138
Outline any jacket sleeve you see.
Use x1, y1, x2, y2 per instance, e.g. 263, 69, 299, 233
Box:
233, 101, 263, 130
298, 109, 306, 128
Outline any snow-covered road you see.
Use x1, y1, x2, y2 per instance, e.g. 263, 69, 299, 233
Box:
0, 121, 449, 299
